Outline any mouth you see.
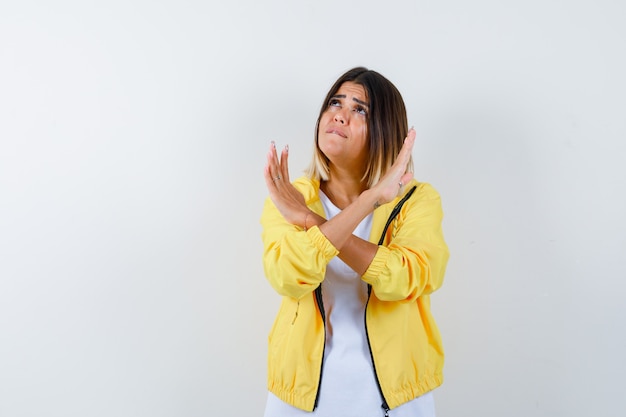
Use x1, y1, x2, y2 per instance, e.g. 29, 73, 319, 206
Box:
326, 128, 347, 138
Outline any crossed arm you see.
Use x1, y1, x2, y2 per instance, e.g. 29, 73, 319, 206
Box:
263, 130, 416, 276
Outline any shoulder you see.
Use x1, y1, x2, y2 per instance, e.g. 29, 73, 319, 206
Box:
411, 180, 442, 201
400, 180, 445, 220
399, 180, 442, 205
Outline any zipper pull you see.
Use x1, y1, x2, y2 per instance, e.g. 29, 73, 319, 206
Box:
381, 402, 390, 417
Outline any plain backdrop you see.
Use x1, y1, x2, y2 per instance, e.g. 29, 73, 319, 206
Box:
1, 1, 625, 416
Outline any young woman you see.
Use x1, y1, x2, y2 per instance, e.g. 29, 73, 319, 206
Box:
261, 67, 449, 417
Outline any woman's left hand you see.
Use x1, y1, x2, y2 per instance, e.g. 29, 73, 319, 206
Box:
264, 142, 309, 227
370, 128, 416, 206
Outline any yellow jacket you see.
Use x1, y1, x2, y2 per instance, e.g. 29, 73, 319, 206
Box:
261, 177, 449, 411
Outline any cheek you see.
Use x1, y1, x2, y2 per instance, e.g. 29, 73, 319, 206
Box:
320, 110, 333, 123
356, 122, 368, 141
318, 112, 334, 133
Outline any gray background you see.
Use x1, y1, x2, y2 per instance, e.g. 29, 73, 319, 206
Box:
1, 0, 625, 416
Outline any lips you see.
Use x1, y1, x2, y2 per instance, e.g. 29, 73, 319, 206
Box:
326, 127, 347, 138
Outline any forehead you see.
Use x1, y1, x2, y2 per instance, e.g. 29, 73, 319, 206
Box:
335, 81, 367, 101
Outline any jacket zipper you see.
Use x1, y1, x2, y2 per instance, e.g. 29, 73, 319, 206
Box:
366, 185, 417, 416
311, 187, 417, 413
312, 285, 326, 410
313, 285, 390, 415
365, 284, 390, 416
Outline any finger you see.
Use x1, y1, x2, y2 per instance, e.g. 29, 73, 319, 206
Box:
264, 164, 278, 192
401, 128, 416, 155
400, 171, 414, 187
406, 126, 416, 142
266, 146, 277, 183
394, 129, 416, 168
279, 145, 290, 182
267, 142, 283, 185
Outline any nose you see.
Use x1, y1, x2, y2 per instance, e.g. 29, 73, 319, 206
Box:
334, 110, 346, 124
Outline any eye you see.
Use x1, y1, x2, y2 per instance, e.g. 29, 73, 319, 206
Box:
354, 105, 368, 116
328, 98, 341, 107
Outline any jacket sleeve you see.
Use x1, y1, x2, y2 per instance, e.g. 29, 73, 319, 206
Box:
260, 196, 339, 300
362, 183, 449, 302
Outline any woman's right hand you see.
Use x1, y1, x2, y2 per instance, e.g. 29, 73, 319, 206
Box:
263, 142, 310, 227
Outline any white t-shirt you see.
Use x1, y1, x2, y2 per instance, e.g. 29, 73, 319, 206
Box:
264, 192, 436, 417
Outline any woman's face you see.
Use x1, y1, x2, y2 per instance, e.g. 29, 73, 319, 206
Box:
318, 81, 369, 174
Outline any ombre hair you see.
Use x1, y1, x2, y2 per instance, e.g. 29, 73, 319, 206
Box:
306, 67, 412, 187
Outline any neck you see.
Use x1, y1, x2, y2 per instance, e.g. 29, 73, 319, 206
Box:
321, 168, 367, 210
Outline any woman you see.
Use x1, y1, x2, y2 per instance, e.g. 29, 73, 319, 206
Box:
261, 67, 449, 417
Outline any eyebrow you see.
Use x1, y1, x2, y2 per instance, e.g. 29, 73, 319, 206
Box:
331, 94, 370, 108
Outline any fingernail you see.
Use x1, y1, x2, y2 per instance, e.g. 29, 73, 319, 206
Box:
285, 144, 289, 152
271, 141, 276, 148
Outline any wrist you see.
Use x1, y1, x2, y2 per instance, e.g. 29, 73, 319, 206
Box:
360, 188, 381, 211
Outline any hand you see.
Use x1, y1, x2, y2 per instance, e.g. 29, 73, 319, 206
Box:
370, 128, 416, 206
264, 142, 309, 226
